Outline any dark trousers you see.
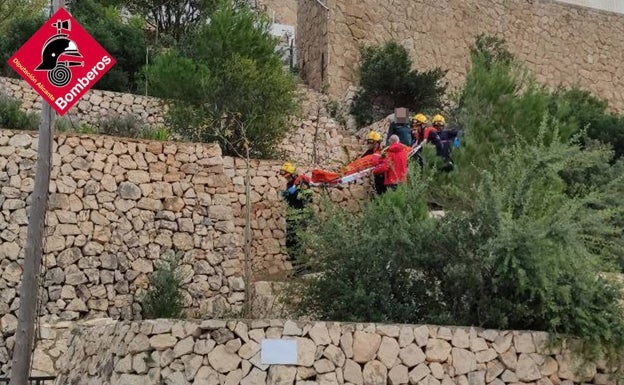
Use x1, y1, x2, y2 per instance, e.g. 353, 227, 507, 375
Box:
286, 216, 308, 275
374, 174, 386, 195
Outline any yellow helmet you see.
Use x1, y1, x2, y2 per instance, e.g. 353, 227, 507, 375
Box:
280, 162, 296, 175
432, 114, 446, 126
412, 113, 428, 124
366, 131, 382, 142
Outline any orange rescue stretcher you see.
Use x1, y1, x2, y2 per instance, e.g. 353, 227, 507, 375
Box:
309, 143, 422, 186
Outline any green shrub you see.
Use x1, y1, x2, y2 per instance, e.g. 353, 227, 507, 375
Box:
142, 126, 172, 141
0, 93, 38, 130
144, 1, 298, 158
433, 36, 624, 209
349, 41, 447, 128
54, 117, 98, 134
550, 88, 624, 160
140, 251, 185, 319
96, 114, 149, 138
68, 0, 148, 93
0, 0, 46, 33
0, 14, 46, 77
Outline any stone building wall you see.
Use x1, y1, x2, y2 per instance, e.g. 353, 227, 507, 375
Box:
257, 0, 298, 25
296, 0, 329, 90
55, 318, 611, 385
298, 0, 624, 112
0, 77, 167, 127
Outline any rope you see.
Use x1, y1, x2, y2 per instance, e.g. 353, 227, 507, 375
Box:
315, 0, 329, 10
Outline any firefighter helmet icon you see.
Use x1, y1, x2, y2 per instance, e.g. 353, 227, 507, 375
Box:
35, 19, 84, 87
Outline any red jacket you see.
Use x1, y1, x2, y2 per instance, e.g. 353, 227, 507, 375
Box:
414, 126, 439, 144
373, 143, 409, 186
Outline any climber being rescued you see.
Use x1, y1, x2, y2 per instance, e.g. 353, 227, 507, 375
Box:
279, 162, 312, 276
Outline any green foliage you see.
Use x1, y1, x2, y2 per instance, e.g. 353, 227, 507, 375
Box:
436, 36, 624, 209
95, 114, 150, 138
140, 251, 185, 319
54, 117, 98, 134
144, 1, 298, 158
293, 134, 624, 363
550, 88, 624, 160
0, 14, 46, 77
0, 0, 46, 32
0, 93, 39, 130
69, 0, 148, 93
124, 0, 219, 43
350, 41, 447, 127
291, 173, 444, 322
142, 126, 172, 141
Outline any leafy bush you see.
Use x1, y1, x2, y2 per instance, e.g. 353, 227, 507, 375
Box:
95, 114, 150, 138
0, 92, 39, 130
435, 36, 624, 209
68, 0, 148, 93
140, 251, 185, 319
142, 126, 172, 141
0, 0, 45, 33
350, 41, 447, 127
144, 1, 298, 158
292, 133, 624, 361
0, 14, 46, 77
550, 88, 624, 160
54, 117, 98, 134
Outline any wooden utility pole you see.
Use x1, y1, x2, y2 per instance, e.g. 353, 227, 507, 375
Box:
9, 1, 62, 384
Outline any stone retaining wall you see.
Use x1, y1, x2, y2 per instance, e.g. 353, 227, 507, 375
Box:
0, 77, 167, 127
0, 129, 371, 322
0, 318, 87, 377
298, 0, 624, 112
0, 129, 251, 323
54, 318, 612, 385
1, 77, 364, 170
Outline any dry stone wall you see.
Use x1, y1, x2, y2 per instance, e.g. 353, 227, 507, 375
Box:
55, 318, 613, 385
0, 129, 251, 323
0, 318, 90, 377
299, 0, 624, 112
1, 75, 363, 170
279, 86, 365, 170
0, 127, 372, 320
0, 77, 166, 127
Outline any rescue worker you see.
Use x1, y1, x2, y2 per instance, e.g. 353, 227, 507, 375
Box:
409, 113, 432, 168
430, 114, 460, 172
373, 135, 409, 192
362, 131, 386, 195
362, 131, 382, 157
412, 113, 439, 147
279, 162, 312, 275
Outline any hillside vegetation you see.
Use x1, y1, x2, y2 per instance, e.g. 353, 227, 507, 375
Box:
290, 37, 624, 367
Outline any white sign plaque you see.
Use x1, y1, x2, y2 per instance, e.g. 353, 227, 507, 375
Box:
261, 339, 298, 365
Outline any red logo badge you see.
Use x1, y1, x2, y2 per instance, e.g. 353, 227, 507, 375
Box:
7, 8, 116, 116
